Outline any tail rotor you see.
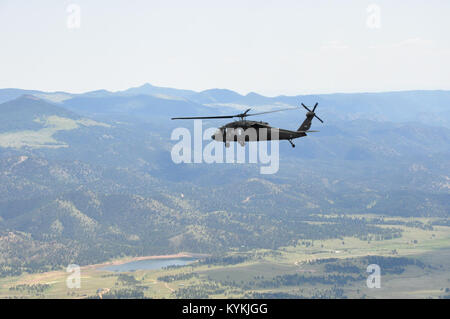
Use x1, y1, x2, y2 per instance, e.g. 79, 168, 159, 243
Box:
301, 103, 323, 123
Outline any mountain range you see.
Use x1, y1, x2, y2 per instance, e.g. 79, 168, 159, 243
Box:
0, 84, 449, 275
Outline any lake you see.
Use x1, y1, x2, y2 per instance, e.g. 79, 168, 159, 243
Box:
100, 258, 197, 272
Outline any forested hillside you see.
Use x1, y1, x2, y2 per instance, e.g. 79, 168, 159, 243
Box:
0, 87, 449, 276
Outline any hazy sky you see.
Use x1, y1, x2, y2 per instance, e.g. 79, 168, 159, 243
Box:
1, 0, 449, 96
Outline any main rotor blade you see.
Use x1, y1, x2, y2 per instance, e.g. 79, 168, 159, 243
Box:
245, 107, 297, 117
171, 115, 235, 120
312, 103, 318, 112
172, 107, 296, 120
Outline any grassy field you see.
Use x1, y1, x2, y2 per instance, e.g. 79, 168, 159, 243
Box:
0, 215, 449, 299
0, 115, 109, 149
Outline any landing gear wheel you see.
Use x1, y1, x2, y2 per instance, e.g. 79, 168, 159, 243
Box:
288, 140, 295, 148
225, 142, 230, 148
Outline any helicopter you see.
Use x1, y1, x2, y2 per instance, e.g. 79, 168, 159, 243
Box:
171, 103, 323, 148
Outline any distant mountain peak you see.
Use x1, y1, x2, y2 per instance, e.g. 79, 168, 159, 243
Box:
191, 88, 243, 104
18, 94, 42, 101
81, 89, 114, 98
200, 88, 239, 94
119, 82, 197, 99
245, 92, 262, 97
87, 89, 112, 94
0, 93, 80, 123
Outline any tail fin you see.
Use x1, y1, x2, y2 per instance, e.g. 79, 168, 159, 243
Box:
298, 113, 314, 131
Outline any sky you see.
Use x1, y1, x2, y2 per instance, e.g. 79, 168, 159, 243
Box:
0, 0, 449, 96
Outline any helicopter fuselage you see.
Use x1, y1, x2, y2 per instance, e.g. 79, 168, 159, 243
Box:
211, 120, 307, 144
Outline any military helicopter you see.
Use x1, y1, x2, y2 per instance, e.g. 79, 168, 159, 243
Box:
171, 103, 323, 148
